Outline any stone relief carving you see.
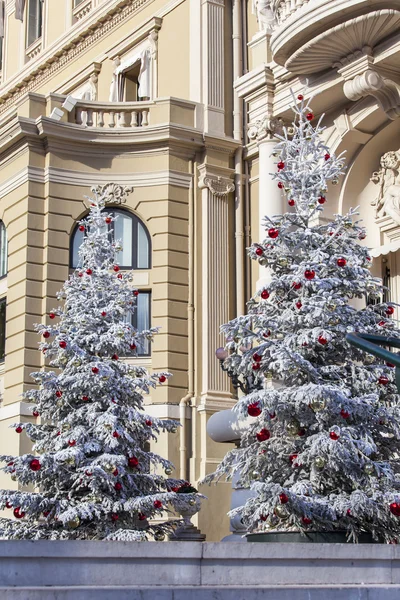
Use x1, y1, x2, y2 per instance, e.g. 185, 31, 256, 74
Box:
248, 115, 285, 142
252, 0, 276, 33
89, 183, 134, 205
371, 151, 400, 225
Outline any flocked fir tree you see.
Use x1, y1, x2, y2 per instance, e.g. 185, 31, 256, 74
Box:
205, 94, 400, 543
0, 185, 199, 541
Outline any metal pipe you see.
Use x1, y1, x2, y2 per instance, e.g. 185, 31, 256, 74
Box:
179, 159, 195, 480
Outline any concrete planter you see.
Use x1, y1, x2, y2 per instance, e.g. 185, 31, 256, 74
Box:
247, 531, 378, 543
0, 540, 399, 598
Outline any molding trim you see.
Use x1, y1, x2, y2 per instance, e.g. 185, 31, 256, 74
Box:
0, 166, 193, 198
143, 403, 191, 419
197, 163, 235, 197
0, 402, 34, 421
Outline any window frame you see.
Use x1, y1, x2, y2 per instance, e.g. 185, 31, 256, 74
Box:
0, 297, 6, 364
129, 290, 152, 358
0, 221, 7, 280
26, 0, 43, 49
70, 208, 151, 271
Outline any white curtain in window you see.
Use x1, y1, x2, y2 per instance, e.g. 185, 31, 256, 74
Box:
109, 48, 151, 102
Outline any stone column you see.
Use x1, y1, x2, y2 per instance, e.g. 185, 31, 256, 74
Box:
201, 0, 226, 134
198, 164, 235, 404
248, 116, 285, 290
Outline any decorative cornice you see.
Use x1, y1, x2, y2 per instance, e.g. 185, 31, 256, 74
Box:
0, 0, 153, 115
248, 115, 284, 142
197, 164, 235, 197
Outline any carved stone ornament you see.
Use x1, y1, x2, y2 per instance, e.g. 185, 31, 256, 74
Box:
371, 151, 400, 225
343, 69, 400, 121
252, 0, 277, 33
201, 176, 235, 198
89, 183, 134, 205
248, 115, 284, 142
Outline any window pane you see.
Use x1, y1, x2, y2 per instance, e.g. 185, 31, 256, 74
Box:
27, 0, 42, 47
137, 221, 149, 269
114, 213, 133, 267
0, 222, 7, 278
74, 0, 85, 6
0, 299, 6, 362
132, 292, 151, 356
72, 227, 84, 268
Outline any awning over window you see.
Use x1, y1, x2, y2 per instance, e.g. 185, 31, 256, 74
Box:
370, 241, 400, 258
109, 45, 151, 102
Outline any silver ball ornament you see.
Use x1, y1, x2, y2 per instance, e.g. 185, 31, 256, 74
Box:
170, 427, 177, 434
275, 505, 288, 519
67, 516, 80, 529
310, 397, 326, 412
364, 463, 374, 475
326, 300, 337, 312
277, 257, 289, 268
314, 456, 326, 469
188, 498, 196, 506
287, 420, 300, 436
251, 470, 261, 480
154, 530, 165, 541
165, 467, 173, 476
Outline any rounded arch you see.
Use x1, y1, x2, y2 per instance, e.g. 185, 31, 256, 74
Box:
70, 207, 152, 270
0, 220, 7, 278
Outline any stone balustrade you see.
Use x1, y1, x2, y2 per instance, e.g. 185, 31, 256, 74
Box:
72, 100, 151, 128
273, 0, 311, 24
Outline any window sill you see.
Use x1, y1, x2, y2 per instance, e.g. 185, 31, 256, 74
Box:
26, 38, 42, 62
73, 0, 92, 22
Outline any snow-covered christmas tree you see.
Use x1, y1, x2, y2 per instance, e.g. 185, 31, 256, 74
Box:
205, 94, 400, 543
0, 184, 199, 541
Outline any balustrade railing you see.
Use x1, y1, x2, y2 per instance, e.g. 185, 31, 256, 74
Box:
72, 101, 150, 129
273, 0, 311, 24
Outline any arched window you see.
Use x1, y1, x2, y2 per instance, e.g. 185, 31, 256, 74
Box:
70, 209, 151, 356
71, 209, 151, 270
0, 220, 7, 278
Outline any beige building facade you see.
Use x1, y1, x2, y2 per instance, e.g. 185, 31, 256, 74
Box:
0, 0, 399, 541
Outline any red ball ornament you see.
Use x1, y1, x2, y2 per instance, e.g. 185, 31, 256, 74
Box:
289, 454, 298, 464
145, 419, 152, 426
292, 282, 302, 290
105, 217, 112, 224
43, 331, 50, 339
112, 431, 120, 439
86, 269, 92, 275
101, 311, 107, 317
13, 507, 25, 519
56, 391, 62, 398
256, 429, 271, 442
33, 411, 39, 418
302, 516, 312, 525
318, 335, 328, 346
340, 409, 350, 419
324, 154, 330, 161
268, 228, 279, 239
296, 301, 302, 310
253, 353, 262, 363
49, 312, 56, 319
379, 375, 389, 386
128, 456, 139, 468
78, 225, 85, 232
115, 482, 122, 491
278, 182, 284, 189
85, 471, 92, 477
30, 459, 41, 472
59, 341, 67, 349
378, 321, 386, 327
260, 514, 268, 522
133, 290, 139, 297
298, 428, 306, 437
15, 426, 23, 434
154, 500, 163, 509
304, 269, 315, 280
252, 363, 261, 371
82, 396, 89, 402
130, 343, 137, 350
329, 431, 339, 441
112, 354, 119, 361
306, 112, 314, 121
113, 468, 119, 476
68, 440, 76, 447
78, 272, 83, 278
159, 375, 167, 383
138, 513, 146, 521
92, 367, 99, 374
5, 502, 12, 509
248, 403, 262, 417
113, 265, 120, 272
318, 196, 326, 205
269, 412, 276, 419
297, 94, 304, 101
337, 258, 347, 268
386, 306, 395, 316
279, 492, 289, 504
288, 199, 295, 207
390, 502, 400, 517
359, 232, 366, 240
263, 330, 271, 338
255, 247, 263, 256
277, 161, 285, 170
111, 513, 119, 521
117, 273, 123, 279
387, 362, 395, 368
261, 290, 270, 300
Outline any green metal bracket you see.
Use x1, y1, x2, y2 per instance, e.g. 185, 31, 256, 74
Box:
346, 333, 400, 393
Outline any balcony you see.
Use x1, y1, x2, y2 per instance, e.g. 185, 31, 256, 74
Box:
271, 0, 400, 74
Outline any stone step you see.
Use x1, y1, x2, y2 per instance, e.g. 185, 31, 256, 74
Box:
0, 587, 399, 600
